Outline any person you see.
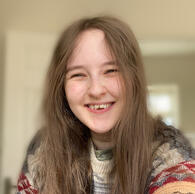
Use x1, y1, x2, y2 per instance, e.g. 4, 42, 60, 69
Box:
16, 16, 195, 194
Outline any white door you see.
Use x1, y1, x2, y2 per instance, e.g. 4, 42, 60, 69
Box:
1, 31, 57, 194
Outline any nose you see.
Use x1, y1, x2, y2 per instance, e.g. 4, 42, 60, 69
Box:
87, 77, 106, 99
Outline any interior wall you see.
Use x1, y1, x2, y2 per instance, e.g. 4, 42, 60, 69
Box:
0, 0, 5, 181
1, 0, 195, 38
144, 54, 195, 133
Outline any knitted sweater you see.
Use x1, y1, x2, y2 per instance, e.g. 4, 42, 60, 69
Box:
16, 127, 195, 194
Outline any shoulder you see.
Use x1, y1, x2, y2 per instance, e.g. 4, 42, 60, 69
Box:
17, 130, 43, 194
147, 125, 195, 194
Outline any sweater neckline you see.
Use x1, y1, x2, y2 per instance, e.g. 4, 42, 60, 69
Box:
90, 141, 114, 176
93, 145, 113, 161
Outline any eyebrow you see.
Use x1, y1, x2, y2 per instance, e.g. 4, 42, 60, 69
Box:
66, 60, 117, 73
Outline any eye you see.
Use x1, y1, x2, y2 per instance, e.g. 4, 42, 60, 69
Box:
105, 69, 119, 74
70, 73, 86, 78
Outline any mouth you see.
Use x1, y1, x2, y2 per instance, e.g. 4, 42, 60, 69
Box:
85, 102, 115, 113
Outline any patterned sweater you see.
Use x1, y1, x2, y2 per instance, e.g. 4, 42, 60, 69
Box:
17, 127, 195, 194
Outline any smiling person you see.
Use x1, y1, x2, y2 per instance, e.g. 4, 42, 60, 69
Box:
16, 16, 195, 194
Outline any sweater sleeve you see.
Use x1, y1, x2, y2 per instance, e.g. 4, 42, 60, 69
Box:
148, 127, 195, 194
17, 173, 38, 194
16, 131, 42, 194
148, 160, 195, 194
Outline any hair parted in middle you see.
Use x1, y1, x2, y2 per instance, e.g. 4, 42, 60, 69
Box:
38, 16, 156, 194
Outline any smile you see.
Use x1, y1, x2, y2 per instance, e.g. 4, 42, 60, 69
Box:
85, 102, 114, 113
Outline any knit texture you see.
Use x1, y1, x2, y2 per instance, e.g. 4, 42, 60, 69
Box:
16, 127, 195, 194
90, 142, 113, 193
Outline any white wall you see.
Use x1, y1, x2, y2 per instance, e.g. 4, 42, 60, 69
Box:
144, 54, 195, 134
1, 0, 195, 38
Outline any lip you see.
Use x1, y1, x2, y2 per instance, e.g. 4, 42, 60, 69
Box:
85, 102, 115, 114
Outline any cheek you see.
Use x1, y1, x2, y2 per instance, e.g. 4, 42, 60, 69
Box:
106, 77, 124, 97
65, 82, 86, 103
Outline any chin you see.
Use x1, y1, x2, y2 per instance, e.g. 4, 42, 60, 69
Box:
90, 126, 113, 134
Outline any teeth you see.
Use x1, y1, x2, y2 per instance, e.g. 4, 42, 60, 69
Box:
100, 104, 106, 108
95, 105, 99, 109
88, 103, 112, 110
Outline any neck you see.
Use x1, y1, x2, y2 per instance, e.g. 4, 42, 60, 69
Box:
91, 130, 113, 150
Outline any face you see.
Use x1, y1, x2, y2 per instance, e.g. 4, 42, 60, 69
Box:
65, 29, 124, 134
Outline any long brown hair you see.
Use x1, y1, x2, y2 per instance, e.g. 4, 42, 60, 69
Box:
39, 16, 155, 194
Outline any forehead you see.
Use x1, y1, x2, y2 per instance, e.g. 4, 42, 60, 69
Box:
77, 29, 105, 44
67, 29, 114, 68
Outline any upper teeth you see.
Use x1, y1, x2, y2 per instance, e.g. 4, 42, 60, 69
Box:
89, 103, 112, 110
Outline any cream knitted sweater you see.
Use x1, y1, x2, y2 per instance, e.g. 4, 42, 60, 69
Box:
90, 143, 114, 193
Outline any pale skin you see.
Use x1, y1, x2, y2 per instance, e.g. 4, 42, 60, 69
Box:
65, 29, 124, 150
